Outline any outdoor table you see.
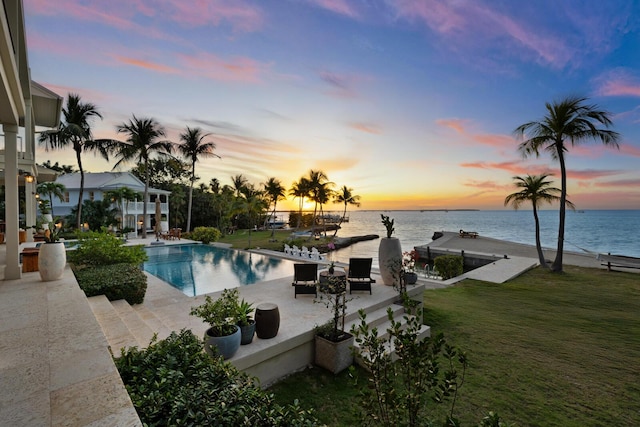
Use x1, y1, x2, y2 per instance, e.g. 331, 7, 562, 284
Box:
255, 303, 280, 339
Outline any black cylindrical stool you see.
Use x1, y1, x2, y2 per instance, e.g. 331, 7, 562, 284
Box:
255, 303, 280, 339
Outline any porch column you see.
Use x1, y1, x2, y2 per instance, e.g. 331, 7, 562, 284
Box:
4, 124, 21, 279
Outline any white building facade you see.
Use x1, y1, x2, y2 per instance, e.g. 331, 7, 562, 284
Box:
53, 172, 171, 236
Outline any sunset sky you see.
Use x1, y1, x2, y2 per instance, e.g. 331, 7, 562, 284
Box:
24, 0, 640, 211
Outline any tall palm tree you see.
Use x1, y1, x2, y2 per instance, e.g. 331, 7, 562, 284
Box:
39, 94, 107, 229
313, 182, 333, 237
306, 170, 331, 234
332, 185, 361, 237
263, 177, 286, 238
177, 127, 220, 233
36, 182, 66, 218
110, 116, 173, 238
515, 96, 620, 272
231, 174, 249, 198
504, 174, 574, 268
289, 177, 311, 229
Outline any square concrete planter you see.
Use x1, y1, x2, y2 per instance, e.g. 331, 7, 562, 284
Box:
315, 333, 354, 374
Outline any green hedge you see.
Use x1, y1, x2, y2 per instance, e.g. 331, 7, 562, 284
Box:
68, 230, 147, 267
115, 329, 317, 426
74, 263, 147, 305
434, 255, 464, 280
186, 226, 222, 244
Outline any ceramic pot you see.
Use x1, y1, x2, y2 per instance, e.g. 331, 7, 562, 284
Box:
38, 242, 66, 281
239, 320, 256, 345
405, 271, 418, 285
204, 325, 241, 359
378, 237, 402, 286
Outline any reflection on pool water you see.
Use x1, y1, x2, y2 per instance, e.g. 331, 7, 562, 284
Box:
143, 244, 298, 297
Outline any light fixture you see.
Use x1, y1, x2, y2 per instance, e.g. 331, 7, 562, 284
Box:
25, 174, 34, 183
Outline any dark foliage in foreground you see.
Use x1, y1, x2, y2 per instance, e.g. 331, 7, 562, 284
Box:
114, 330, 318, 426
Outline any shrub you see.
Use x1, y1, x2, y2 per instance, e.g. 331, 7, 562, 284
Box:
74, 263, 147, 304
114, 329, 318, 426
187, 226, 222, 244
434, 255, 464, 280
67, 230, 147, 267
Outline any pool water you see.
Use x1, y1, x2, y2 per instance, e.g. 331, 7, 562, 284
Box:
143, 244, 297, 297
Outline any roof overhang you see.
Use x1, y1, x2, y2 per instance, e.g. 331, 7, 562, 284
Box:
31, 80, 62, 128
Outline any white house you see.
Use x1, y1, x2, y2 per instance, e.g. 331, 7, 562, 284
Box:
53, 172, 171, 236
1, 0, 63, 279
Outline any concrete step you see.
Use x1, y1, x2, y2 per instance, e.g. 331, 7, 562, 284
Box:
87, 295, 139, 353
352, 308, 431, 368
132, 304, 174, 342
111, 300, 158, 349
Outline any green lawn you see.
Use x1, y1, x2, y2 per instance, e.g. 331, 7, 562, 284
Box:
216, 228, 332, 251
270, 265, 640, 426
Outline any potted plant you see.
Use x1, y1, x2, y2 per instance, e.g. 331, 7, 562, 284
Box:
388, 254, 423, 317
378, 214, 402, 286
403, 250, 419, 285
236, 298, 256, 345
190, 288, 242, 359
314, 276, 354, 374
38, 219, 67, 281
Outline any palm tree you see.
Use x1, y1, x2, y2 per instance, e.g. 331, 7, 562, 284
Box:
110, 116, 173, 238
289, 177, 311, 229
231, 174, 249, 198
36, 182, 66, 218
263, 177, 286, 238
177, 127, 220, 233
39, 94, 107, 229
515, 96, 620, 272
504, 174, 574, 268
332, 185, 360, 237
306, 170, 331, 234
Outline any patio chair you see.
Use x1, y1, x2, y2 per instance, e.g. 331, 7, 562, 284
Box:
347, 258, 375, 294
292, 245, 301, 257
284, 243, 292, 255
301, 246, 310, 258
292, 263, 318, 298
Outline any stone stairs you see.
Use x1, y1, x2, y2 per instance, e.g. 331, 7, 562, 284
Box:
87, 283, 431, 384
347, 301, 431, 367
87, 296, 173, 352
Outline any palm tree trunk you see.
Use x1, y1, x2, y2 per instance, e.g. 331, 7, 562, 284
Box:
332, 201, 347, 238
552, 150, 567, 272
186, 172, 194, 233
75, 147, 84, 230
270, 202, 277, 239
142, 164, 149, 239
532, 205, 548, 268
297, 197, 303, 229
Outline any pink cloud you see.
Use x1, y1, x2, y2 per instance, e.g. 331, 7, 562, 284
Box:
437, 117, 514, 149
178, 52, 270, 83
566, 169, 620, 180
593, 69, 640, 97
318, 69, 370, 99
115, 56, 180, 74
594, 179, 640, 188
463, 179, 512, 192
309, 0, 360, 19
619, 144, 640, 157
435, 118, 468, 134
25, 0, 264, 33
349, 122, 382, 135
387, 0, 574, 69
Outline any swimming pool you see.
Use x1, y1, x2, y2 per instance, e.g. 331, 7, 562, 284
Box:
143, 244, 298, 297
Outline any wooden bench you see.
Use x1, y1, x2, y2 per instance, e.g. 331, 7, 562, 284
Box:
459, 230, 478, 238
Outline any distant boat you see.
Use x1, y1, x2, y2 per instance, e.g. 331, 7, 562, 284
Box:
266, 215, 287, 229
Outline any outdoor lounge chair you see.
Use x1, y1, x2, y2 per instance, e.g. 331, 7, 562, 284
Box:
292, 263, 318, 298
347, 258, 375, 294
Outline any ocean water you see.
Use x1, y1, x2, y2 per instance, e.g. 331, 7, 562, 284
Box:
323, 210, 639, 265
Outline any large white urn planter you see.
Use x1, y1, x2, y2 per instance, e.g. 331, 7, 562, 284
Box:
38, 242, 66, 281
378, 237, 402, 286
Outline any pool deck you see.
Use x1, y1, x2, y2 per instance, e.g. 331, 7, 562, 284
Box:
1, 233, 632, 426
